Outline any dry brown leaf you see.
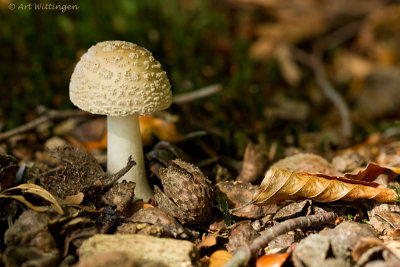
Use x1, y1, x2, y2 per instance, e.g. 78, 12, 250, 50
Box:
352, 237, 400, 262
209, 250, 232, 267
270, 153, 336, 175
352, 237, 383, 261
64, 192, 85, 205
197, 233, 219, 249
1, 183, 64, 214
66, 116, 183, 150
139, 116, 183, 146
238, 142, 268, 184
216, 181, 279, 218
83, 132, 108, 152
344, 162, 400, 182
255, 252, 290, 267
251, 167, 398, 205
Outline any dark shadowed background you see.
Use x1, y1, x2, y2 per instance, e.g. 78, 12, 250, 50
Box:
1, 0, 400, 157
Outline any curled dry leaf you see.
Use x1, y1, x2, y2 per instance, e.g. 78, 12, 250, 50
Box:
251, 167, 398, 205
255, 252, 290, 267
344, 162, 400, 182
351, 237, 384, 261
1, 183, 64, 214
352, 237, 400, 263
215, 181, 279, 218
209, 250, 232, 267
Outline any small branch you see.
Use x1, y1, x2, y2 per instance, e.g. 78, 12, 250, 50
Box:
1, 84, 221, 142
182, 130, 207, 141
0, 109, 92, 142
107, 156, 136, 185
223, 212, 337, 267
172, 84, 221, 104
313, 21, 362, 57
291, 47, 352, 138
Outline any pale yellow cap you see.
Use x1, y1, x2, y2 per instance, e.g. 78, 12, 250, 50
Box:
69, 41, 172, 116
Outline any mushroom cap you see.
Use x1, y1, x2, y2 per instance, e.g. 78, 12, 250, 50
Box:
69, 41, 172, 116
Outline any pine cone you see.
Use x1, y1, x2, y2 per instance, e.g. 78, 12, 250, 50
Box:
155, 159, 213, 225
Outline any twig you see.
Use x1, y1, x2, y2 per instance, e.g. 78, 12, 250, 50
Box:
313, 21, 362, 57
0, 83, 221, 142
291, 47, 352, 138
0, 109, 91, 142
223, 212, 337, 267
183, 130, 208, 140
107, 155, 136, 186
172, 84, 222, 104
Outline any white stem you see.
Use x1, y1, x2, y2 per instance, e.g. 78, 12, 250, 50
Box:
107, 114, 153, 201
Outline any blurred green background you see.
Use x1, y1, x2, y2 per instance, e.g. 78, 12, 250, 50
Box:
1, 0, 287, 158
0, 0, 263, 128
1, 0, 400, 157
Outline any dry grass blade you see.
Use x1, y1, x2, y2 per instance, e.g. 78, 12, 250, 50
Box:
0, 194, 49, 212
251, 168, 398, 205
3, 183, 64, 214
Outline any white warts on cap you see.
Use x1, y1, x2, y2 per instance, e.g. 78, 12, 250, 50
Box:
69, 40, 172, 116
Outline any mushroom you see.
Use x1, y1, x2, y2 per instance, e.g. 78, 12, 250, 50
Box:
69, 41, 172, 201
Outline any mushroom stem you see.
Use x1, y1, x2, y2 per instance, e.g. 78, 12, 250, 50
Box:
107, 114, 153, 201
